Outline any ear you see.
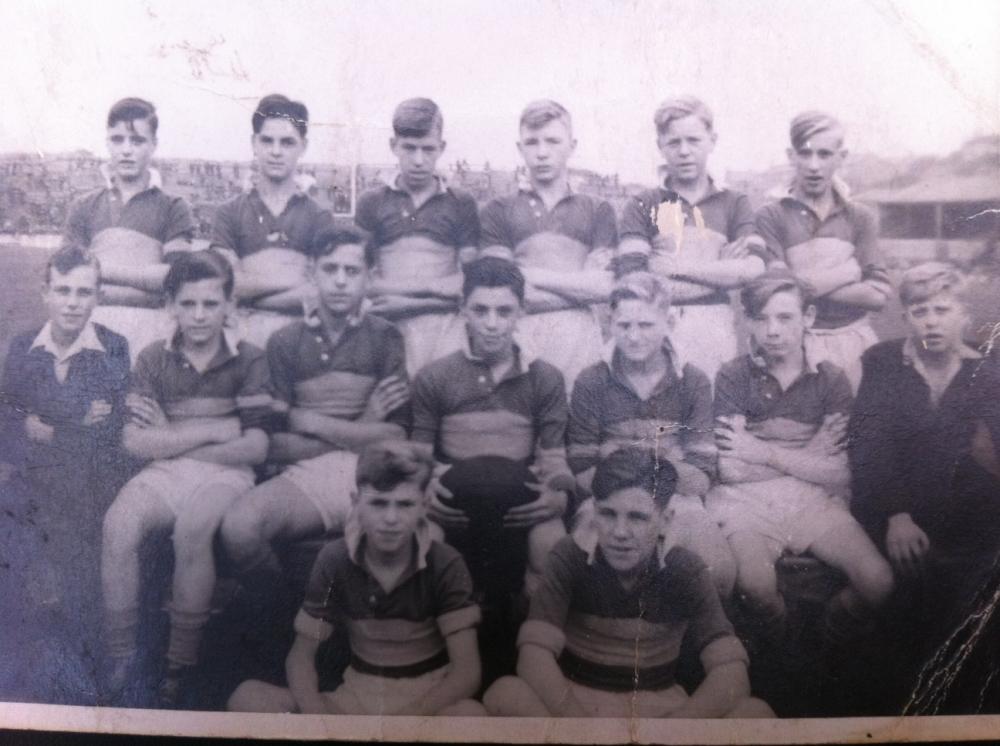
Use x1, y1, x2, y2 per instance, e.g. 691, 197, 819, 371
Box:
569, 137, 578, 155
439, 139, 447, 155
516, 139, 526, 158
803, 303, 817, 329
389, 136, 398, 152
657, 505, 675, 533
301, 136, 309, 154
786, 146, 796, 166
349, 489, 360, 507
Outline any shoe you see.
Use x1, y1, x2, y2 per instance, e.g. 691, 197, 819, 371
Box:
99, 656, 132, 705
156, 665, 190, 709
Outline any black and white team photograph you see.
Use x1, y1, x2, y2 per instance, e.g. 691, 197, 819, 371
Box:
1, 0, 999, 741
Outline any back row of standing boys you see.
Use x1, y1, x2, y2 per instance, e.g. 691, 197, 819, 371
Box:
4, 92, 998, 716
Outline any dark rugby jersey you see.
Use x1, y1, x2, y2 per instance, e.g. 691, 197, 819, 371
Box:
479, 188, 617, 257
519, 536, 747, 691
714, 352, 852, 440
410, 346, 570, 481
267, 310, 408, 427
130, 331, 272, 431
755, 193, 889, 329
210, 189, 334, 260
355, 179, 479, 251
296, 536, 480, 677
568, 343, 715, 478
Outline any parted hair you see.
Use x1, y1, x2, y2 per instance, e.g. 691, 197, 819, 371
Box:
107, 97, 158, 136
898, 262, 966, 307
163, 249, 235, 300
609, 271, 672, 313
253, 94, 309, 138
740, 267, 810, 317
392, 98, 443, 138
46, 245, 101, 286
461, 256, 526, 304
312, 226, 376, 267
592, 448, 678, 509
519, 99, 572, 133
789, 110, 844, 150
654, 95, 714, 135
355, 441, 434, 492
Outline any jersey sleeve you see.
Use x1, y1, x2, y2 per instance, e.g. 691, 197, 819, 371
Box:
713, 361, 747, 418
313, 205, 336, 238
592, 200, 619, 250
265, 330, 296, 413
353, 189, 379, 236
680, 366, 718, 479
822, 365, 854, 416
63, 196, 92, 247
478, 199, 512, 251
295, 541, 342, 642
753, 203, 787, 266
129, 345, 161, 401
851, 203, 889, 286
0, 336, 32, 464
209, 200, 240, 254
618, 192, 656, 243
409, 367, 440, 446
533, 363, 573, 488
567, 369, 603, 475
433, 545, 482, 637
379, 324, 411, 430
454, 193, 481, 249
729, 192, 761, 246
236, 345, 275, 432
164, 197, 196, 246
517, 537, 579, 656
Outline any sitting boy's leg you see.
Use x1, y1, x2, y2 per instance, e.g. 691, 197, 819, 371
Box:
483, 675, 550, 716
101, 481, 175, 668
438, 699, 489, 716
665, 494, 737, 599
725, 696, 776, 718
227, 679, 297, 713
221, 476, 328, 580
525, 517, 566, 596
728, 530, 785, 630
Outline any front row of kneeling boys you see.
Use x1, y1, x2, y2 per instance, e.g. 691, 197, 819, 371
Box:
6, 230, 998, 715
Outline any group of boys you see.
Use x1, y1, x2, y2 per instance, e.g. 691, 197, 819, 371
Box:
1, 89, 997, 717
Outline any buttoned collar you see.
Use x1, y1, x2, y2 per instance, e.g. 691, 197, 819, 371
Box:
749, 345, 819, 376
516, 171, 575, 203
303, 301, 366, 332
780, 178, 852, 220
603, 338, 683, 394
164, 326, 242, 369
460, 331, 538, 373
101, 164, 163, 196
384, 170, 450, 198
30, 321, 105, 362
656, 172, 722, 205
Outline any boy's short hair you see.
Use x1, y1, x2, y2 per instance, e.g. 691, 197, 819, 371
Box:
312, 226, 376, 267
355, 441, 433, 493
789, 111, 843, 150
519, 99, 572, 133
740, 267, 809, 317
592, 448, 678, 509
654, 95, 714, 135
163, 249, 235, 300
609, 271, 671, 313
47, 245, 101, 286
461, 256, 526, 304
392, 98, 443, 138
107, 97, 158, 136
899, 262, 966, 306
252, 94, 309, 138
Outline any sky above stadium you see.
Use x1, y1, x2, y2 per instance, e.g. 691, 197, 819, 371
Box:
3, 0, 998, 183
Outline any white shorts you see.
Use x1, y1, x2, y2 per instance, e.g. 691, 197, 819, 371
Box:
569, 680, 688, 718
236, 308, 299, 350
706, 477, 856, 557
90, 305, 174, 366
125, 457, 255, 516
670, 302, 738, 387
518, 309, 604, 392
327, 665, 449, 715
804, 317, 878, 394
395, 311, 466, 377
280, 450, 358, 533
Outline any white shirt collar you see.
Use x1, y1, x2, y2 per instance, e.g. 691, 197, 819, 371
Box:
101, 164, 163, 191
30, 321, 105, 362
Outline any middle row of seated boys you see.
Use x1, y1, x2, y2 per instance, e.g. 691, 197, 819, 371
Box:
88, 228, 895, 710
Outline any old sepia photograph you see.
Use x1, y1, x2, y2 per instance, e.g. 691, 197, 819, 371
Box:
1, 0, 998, 742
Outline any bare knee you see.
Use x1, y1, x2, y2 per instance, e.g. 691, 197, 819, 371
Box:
227, 680, 294, 713
438, 698, 488, 716
483, 675, 540, 716
221, 498, 266, 558
736, 563, 782, 616
727, 696, 776, 718
102, 494, 150, 557
853, 556, 895, 607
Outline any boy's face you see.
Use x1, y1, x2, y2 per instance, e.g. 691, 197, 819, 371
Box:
462, 285, 523, 360
390, 131, 445, 192
657, 115, 716, 185
611, 298, 671, 365
42, 265, 100, 339
595, 487, 665, 576
252, 118, 307, 183
747, 289, 815, 362
106, 119, 157, 184
313, 243, 368, 317
355, 482, 425, 557
517, 119, 575, 186
167, 278, 231, 347
904, 290, 967, 355
787, 128, 846, 199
